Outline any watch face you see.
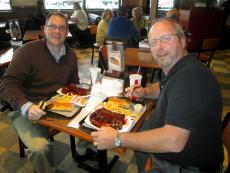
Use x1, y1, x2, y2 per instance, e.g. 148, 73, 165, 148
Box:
114, 136, 121, 147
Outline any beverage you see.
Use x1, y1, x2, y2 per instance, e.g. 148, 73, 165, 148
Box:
90, 67, 101, 86
129, 74, 142, 86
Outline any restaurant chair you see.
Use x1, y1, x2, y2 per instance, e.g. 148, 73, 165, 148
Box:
98, 45, 108, 73
196, 37, 220, 67
88, 24, 99, 64
222, 112, 230, 173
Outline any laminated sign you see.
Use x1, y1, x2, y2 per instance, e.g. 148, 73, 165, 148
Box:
106, 40, 125, 72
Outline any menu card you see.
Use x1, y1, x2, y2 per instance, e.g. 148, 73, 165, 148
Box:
106, 40, 125, 72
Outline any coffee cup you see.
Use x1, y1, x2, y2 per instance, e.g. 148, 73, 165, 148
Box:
90, 67, 101, 86
129, 74, 142, 86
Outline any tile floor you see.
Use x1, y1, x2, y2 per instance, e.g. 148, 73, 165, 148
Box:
0, 47, 230, 173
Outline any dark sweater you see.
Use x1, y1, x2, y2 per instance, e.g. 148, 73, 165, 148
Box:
0, 39, 79, 110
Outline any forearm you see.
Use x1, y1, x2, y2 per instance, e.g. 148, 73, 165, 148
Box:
119, 125, 189, 153
143, 82, 160, 99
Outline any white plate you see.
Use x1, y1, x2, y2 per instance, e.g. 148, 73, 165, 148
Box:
84, 113, 134, 132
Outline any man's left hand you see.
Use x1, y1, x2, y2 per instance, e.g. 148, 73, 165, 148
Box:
91, 127, 117, 150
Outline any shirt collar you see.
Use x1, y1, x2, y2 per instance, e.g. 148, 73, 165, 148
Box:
159, 54, 193, 90
45, 41, 66, 63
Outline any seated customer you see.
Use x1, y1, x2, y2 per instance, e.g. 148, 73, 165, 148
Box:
0, 12, 80, 173
96, 9, 114, 46
69, 2, 89, 46
92, 18, 223, 173
107, 6, 139, 46
130, 7, 148, 37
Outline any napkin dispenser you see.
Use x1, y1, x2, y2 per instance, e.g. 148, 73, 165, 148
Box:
139, 40, 150, 52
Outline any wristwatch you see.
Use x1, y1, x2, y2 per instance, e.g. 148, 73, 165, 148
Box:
114, 133, 121, 147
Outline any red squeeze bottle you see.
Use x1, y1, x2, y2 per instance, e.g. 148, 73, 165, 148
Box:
132, 80, 139, 100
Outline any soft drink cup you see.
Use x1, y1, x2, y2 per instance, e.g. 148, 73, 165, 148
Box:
129, 74, 142, 86
90, 67, 101, 86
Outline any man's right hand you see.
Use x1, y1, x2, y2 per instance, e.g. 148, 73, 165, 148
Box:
28, 104, 46, 121
124, 84, 145, 100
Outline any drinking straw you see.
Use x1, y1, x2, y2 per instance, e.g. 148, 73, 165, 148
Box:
137, 66, 140, 74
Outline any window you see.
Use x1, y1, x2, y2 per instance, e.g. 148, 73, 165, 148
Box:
0, 0, 12, 11
45, 0, 82, 10
157, 0, 174, 18
45, 0, 119, 10
158, 0, 174, 9
85, 0, 119, 9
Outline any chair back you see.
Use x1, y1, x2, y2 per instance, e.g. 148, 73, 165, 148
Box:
88, 24, 97, 46
98, 45, 108, 72
196, 37, 220, 67
89, 24, 97, 35
222, 112, 230, 172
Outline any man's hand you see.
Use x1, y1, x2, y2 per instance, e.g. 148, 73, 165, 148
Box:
124, 84, 145, 100
91, 127, 117, 150
28, 104, 46, 121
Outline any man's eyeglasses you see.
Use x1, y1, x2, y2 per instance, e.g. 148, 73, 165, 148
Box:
149, 33, 178, 47
46, 24, 66, 32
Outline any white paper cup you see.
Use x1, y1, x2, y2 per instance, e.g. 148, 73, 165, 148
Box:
129, 74, 142, 86
90, 67, 101, 85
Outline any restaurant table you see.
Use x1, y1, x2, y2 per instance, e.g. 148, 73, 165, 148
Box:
0, 48, 13, 68
23, 30, 43, 42
124, 48, 160, 86
38, 99, 155, 173
23, 30, 72, 42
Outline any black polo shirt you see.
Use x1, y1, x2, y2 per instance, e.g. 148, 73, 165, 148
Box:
152, 54, 223, 167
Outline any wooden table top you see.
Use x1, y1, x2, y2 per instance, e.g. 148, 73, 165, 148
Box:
124, 48, 160, 69
0, 48, 13, 68
23, 30, 43, 42
38, 99, 155, 153
23, 30, 72, 42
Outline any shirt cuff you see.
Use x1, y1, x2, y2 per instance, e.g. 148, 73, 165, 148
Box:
21, 102, 34, 117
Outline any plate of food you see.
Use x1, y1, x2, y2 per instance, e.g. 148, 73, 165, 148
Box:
45, 95, 82, 117
84, 107, 134, 132
57, 83, 91, 97
99, 97, 146, 117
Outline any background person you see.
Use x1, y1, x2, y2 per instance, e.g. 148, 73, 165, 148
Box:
69, 2, 89, 47
130, 6, 148, 37
0, 12, 79, 173
96, 9, 114, 46
91, 18, 223, 173
107, 6, 139, 44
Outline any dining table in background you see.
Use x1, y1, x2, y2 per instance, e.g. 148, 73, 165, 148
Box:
23, 30, 43, 42
124, 48, 160, 87
38, 99, 156, 173
23, 30, 72, 42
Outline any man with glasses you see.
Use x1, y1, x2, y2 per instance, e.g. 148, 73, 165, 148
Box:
91, 18, 223, 172
0, 12, 79, 173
